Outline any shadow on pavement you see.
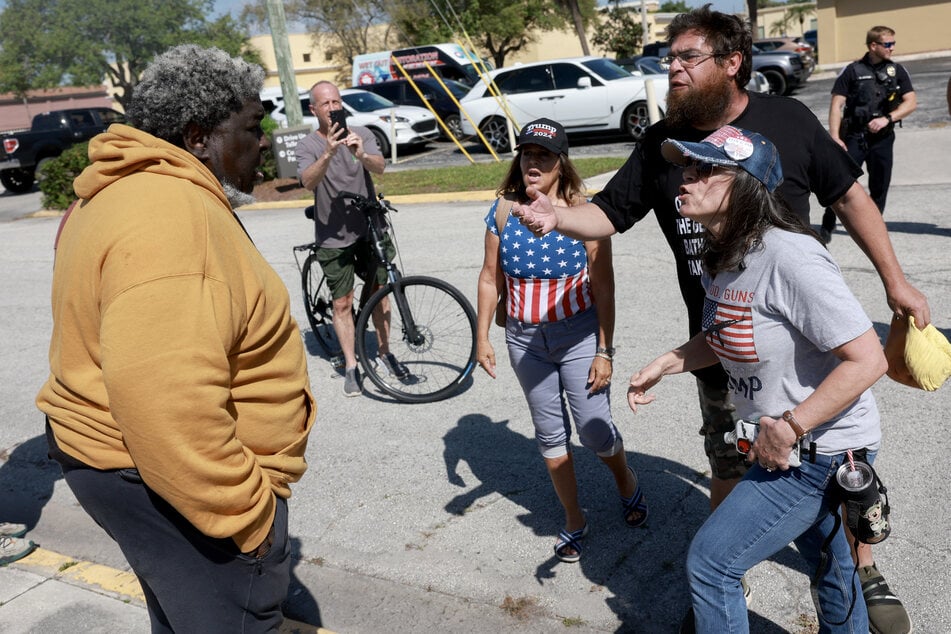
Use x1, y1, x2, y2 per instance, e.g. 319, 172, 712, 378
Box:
442, 413, 809, 631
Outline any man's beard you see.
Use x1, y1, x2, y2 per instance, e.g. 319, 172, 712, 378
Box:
222, 180, 255, 209
665, 76, 734, 129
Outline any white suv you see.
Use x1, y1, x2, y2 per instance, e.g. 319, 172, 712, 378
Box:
459, 56, 669, 152
265, 88, 440, 156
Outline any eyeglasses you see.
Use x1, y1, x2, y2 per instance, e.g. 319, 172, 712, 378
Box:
660, 51, 726, 68
877, 41, 896, 49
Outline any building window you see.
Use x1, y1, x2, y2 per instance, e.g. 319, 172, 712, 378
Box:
303, 53, 311, 63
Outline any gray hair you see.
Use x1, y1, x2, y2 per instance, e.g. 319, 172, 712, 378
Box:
127, 44, 264, 145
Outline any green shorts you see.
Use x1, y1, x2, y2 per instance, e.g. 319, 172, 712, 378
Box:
696, 378, 750, 480
315, 235, 395, 300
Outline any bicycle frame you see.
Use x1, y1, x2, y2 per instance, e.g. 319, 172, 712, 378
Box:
345, 193, 426, 348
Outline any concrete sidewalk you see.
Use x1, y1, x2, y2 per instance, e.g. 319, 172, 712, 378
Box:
1, 126, 949, 633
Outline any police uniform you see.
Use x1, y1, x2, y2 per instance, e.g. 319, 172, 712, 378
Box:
821, 54, 913, 235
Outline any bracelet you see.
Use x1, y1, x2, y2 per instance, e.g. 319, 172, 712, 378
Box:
782, 410, 807, 441
594, 352, 614, 362
596, 346, 615, 357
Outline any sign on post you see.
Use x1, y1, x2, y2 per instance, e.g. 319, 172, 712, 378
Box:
271, 125, 312, 179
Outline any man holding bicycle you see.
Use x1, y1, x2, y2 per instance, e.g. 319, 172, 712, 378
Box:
297, 80, 408, 396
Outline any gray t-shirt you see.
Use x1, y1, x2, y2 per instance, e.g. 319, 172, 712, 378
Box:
295, 126, 380, 248
701, 228, 880, 454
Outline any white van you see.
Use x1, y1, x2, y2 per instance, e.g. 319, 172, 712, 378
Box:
352, 43, 490, 87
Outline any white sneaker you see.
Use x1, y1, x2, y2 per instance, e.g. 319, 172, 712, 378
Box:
0, 535, 36, 565
0, 522, 27, 537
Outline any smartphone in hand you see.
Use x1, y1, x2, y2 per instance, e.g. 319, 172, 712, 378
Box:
329, 109, 348, 137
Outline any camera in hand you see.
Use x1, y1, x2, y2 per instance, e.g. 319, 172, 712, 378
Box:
329, 109, 348, 137
723, 418, 801, 467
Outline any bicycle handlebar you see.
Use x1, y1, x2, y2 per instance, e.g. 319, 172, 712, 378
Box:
339, 191, 397, 214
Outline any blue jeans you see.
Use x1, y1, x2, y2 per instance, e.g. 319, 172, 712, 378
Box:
687, 451, 872, 633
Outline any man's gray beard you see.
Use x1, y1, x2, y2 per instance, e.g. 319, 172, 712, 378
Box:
222, 180, 255, 209
665, 80, 733, 129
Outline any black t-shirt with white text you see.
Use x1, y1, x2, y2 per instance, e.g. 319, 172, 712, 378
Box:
592, 91, 862, 386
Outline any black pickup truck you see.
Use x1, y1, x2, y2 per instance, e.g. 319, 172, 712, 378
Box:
0, 107, 124, 194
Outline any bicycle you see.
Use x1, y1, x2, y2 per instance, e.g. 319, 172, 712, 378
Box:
293, 191, 477, 403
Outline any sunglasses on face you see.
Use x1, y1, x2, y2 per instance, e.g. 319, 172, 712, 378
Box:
687, 160, 718, 178
877, 41, 896, 49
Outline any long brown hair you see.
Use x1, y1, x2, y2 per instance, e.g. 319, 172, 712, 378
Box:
703, 169, 822, 275
495, 149, 586, 205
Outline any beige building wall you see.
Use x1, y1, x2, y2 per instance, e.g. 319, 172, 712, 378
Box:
250, 2, 951, 89
816, 0, 951, 66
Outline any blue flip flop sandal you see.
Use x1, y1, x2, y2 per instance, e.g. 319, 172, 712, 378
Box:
554, 523, 589, 563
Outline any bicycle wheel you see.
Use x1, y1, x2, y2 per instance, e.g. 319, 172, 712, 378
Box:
301, 252, 343, 361
355, 275, 476, 403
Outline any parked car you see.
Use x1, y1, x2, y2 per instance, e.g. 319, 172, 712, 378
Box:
803, 30, 818, 57
359, 77, 471, 139
0, 107, 124, 193
265, 89, 440, 156
755, 37, 816, 71
751, 44, 812, 95
617, 56, 771, 94
459, 56, 669, 152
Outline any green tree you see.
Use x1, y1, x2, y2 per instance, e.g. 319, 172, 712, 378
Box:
0, 0, 260, 110
785, 2, 814, 34
591, 8, 643, 60
659, 1, 689, 12
388, 0, 579, 68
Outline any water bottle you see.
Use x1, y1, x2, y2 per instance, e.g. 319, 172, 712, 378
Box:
835, 461, 890, 544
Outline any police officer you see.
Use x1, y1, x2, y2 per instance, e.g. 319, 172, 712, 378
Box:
821, 26, 917, 243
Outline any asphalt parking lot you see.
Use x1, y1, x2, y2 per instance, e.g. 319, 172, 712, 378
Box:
1, 55, 950, 633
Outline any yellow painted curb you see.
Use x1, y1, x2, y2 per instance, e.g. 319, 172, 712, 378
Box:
239, 189, 497, 211
12, 547, 333, 633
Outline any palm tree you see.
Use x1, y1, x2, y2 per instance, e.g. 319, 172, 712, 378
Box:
786, 3, 814, 35
557, 0, 590, 56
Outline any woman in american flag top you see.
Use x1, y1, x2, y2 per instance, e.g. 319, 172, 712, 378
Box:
476, 118, 648, 564
628, 126, 887, 633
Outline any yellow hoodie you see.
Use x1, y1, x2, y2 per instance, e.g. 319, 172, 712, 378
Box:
37, 124, 315, 552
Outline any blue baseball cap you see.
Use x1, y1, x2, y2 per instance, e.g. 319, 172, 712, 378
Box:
661, 125, 784, 193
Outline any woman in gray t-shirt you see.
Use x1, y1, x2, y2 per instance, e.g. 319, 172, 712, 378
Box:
628, 126, 887, 633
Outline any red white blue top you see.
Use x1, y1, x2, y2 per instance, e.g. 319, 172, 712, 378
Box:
485, 200, 593, 324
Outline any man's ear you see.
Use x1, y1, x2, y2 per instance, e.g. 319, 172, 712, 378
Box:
183, 122, 210, 160
723, 51, 743, 79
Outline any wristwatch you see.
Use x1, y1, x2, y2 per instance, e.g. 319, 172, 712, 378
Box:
884, 113, 894, 124
782, 410, 807, 441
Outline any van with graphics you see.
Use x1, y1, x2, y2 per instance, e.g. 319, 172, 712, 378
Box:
352, 43, 491, 87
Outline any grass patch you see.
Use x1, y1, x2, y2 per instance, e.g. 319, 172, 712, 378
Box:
373, 156, 626, 196
500, 595, 540, 621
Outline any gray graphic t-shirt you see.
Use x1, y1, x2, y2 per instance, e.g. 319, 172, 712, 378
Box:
701, 228, 880, 454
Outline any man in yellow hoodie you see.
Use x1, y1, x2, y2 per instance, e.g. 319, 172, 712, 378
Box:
36, 44, 316, 632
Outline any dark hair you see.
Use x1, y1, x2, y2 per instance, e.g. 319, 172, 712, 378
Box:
495, 150, 586, 205
667, 3, 752, 90
703, 169, 822, 275
127, 44, 265, 147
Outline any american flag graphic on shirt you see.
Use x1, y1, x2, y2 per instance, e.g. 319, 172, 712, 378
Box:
488, 209, 592, 324
702, 296, 758, 363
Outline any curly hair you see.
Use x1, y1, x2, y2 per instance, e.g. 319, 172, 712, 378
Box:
667, 3, 753, 90
703, 169, 821, 275
495, 150, 586, 205
127, 44, 265, 146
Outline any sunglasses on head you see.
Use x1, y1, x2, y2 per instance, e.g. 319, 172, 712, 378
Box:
878, 41, 896, 49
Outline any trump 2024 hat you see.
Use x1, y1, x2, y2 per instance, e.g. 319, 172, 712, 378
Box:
517, 118, 569, 155
661, 125, 783, 193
